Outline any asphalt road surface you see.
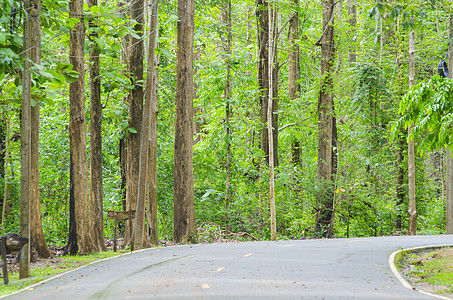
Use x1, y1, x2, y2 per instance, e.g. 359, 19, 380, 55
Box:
4, 235, 453, 299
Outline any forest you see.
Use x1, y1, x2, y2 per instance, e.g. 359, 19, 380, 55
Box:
0, 0, 453, 265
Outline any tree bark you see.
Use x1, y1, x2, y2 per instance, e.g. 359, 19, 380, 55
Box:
29, 0, 51, 259
315, 0, 337, 238
68, 0, 94, 255
407, 29, 417, 235
87, 0, 105, 252
174, 0, 196, 244
125, 0, 145, 247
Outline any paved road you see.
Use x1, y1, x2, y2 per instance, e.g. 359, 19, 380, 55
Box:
4, 235, 453, 299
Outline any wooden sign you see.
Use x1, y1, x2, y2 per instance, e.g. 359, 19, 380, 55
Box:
107, 210, 135, 252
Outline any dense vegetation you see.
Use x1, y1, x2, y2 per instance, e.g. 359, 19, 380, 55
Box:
0, 0, 452, 248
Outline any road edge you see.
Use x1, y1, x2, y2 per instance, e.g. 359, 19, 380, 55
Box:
0, 246, 170, 299
389, 244, 453, 300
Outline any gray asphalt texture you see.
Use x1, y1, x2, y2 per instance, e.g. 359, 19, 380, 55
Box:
4, 235, 453, 299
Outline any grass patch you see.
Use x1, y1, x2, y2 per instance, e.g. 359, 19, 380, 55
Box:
0, 250, 127, 296
401, 247, 453, 295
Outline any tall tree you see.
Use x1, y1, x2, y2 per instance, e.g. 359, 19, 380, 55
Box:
146, 0, 159, 246
446, 13, 453, 234
29, 0, 51, 259
87, 0, 105, 252
347, 0, 356, 64
134, 0, 159, 250
268, 0, 277, 241
146, 23, 159, 246
174, 0, 196, 243
21, 0, 33, 278
407, 27, 417, 235
126, 0, 145, 246
256, 0, 278, 167
220, 0, 232, 224
315, 0, 337, 238
288, 0, 301, 166
67, 0, 94, 255
118, 0, 129, 219
288, 0, 300, 101
1, 110, 10, 235
146, 0, 159, 245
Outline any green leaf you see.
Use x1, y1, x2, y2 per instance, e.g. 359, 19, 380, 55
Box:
0, 48, 19, 59
0, 32, 6, 44
159, 48, 172, 58
128, 127, 137, 134
89, 5, 100, 14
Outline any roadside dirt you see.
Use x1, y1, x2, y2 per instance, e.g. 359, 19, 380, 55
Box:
399, 248, 453, 299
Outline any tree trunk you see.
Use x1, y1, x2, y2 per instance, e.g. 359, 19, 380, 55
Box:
268, 1, 277, 241
119, 138, 127, 212
256, 0, 278, 167
1, 111, 10, 235
446, 15, 453, 234
288, 0, 300, 101
118, 0, 129, 217
125, 0, 144, 247
407, 29, 417, 235
134, 0, 158, 250
146, 22, 159, 245
347, 0, 356, 64
87, 0, 105, 253
396, 130, 405, 231
220, 0, 232, 225
257, 0, 269, 165
288, 0, 301, 171
315, 0, 337, 238
174, 0, 196, 244
29, 0, 51, 259
68, 0, 93, 255
0, 120, 5, 187
20, 0, 34, 278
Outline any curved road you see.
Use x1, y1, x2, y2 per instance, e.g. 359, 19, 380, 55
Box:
4, 235, 453, 299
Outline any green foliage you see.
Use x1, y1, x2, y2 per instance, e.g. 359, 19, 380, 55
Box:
0, 0, 449, 247
395, 76, 453, 153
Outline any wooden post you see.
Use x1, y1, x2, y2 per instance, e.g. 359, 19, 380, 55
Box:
129, 210, 133, 244
1, 236, 8, 285
113, 211, 118, 252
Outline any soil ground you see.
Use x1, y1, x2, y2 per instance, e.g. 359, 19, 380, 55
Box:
399, 248, 453, 299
